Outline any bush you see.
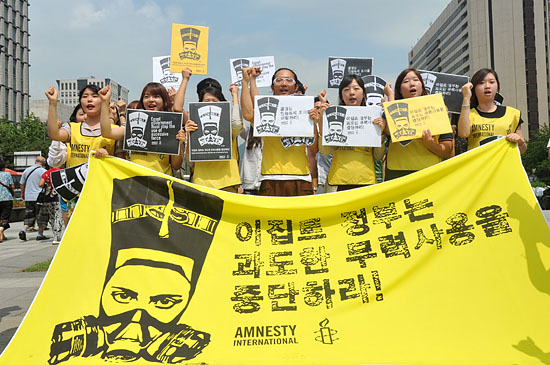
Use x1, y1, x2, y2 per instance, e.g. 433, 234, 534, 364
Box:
0, 114, 50, 168
522, 125, 550, 184
531, 180, 548, 188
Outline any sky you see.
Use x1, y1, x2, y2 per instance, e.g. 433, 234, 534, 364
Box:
29, 0, 451, 106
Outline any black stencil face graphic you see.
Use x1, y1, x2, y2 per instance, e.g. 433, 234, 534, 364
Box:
324, 106, 347, 143
387, 102, 416, 140
48, 177, 223, 364
197, 105, 224, 146
329, 59, 347, 87
160, 57, 171, 77
233, 59, 250, 83
127, 112, 148, 148
256, 97, 280, 134
420, 73, 437, 94
179, 27, 201, 60
362, 76, 386, 107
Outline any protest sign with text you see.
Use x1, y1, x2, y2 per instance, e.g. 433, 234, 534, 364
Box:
253, 95, 314, 137
170, 24, 209, 74
123, 109, 182, 155
384, 94, 452, 143
322, 105, 382, 147
188, 102, 232, 162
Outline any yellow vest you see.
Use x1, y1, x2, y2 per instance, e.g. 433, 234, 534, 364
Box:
192, 139, 241, 189
261, 137, 310, 176
67, 123, 116, 167
129, 151, 173, 176
328, 147, 376, 185
387, 138, 442, 171
468, 107, 520, 150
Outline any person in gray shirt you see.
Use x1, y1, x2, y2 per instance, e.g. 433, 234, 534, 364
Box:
19, 156, 48, 241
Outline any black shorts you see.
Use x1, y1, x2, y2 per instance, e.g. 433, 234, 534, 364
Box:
0, 200, 12, 229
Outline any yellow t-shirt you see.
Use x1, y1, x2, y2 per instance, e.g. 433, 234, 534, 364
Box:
67, 122, 116, 168
386, 137, 443, 171
129, 151, 173, 176
261, 137, 310, 176
468, 106, 521, 150
192, 139, 241, 189
327, 147, 377, 185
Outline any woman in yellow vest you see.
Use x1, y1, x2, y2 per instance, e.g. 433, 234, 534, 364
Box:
314, 75, 386, 191
46, 84, 116, 166
384, 68, 453, 180
178, 81, 243, 192
99, 83, 184, 176
457, 68, 527, 153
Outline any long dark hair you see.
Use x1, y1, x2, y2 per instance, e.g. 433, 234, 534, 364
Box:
394, 68, 428, 100
197, 78, 222, 97
338, 75, 366, 106
69, 104, 83, 123
198, 86, 227, 102
138, 82, 173, 111
470, 68, 500, 108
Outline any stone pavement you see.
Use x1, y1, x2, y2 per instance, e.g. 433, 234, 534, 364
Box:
0, 211, 549, 355
0, 220, 58, 354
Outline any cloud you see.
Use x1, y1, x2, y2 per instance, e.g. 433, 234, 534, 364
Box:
28, 0, 450, 104
68, 3, 106, 29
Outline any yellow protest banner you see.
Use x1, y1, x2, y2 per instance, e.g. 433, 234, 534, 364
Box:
1, 139, 549, 364
170, 24, 209, 75
384, 93, 452, 142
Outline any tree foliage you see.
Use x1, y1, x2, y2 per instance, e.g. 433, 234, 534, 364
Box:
522, 124, 550, 184
0, 114, 50, 168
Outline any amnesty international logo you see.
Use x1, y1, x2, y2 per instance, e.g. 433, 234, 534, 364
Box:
314, 318, 338, 344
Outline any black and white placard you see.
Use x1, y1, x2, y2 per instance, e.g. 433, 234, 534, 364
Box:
322, 105, 382, 147
229, 56, 276, 88
419, 70, 469, 114
188, 102, 232, 162
253, 95, 314, 137
123, 109, 182, 155
153, 56, 183, 90
328, 57, 373, 88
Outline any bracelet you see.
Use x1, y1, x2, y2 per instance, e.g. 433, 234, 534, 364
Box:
461, 104, 470, 108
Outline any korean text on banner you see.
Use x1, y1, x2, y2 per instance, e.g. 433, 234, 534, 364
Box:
1, 139, 549, 365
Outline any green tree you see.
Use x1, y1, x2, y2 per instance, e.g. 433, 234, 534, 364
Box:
0, 114, 50, 168
522, 124, 550, 185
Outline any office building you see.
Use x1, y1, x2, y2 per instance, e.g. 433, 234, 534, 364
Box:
0, 0, 30, 122
56, 77, 129, 108
408, 0, 549, 138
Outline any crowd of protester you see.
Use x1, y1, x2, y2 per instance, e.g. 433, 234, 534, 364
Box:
0, 65, 527, 242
